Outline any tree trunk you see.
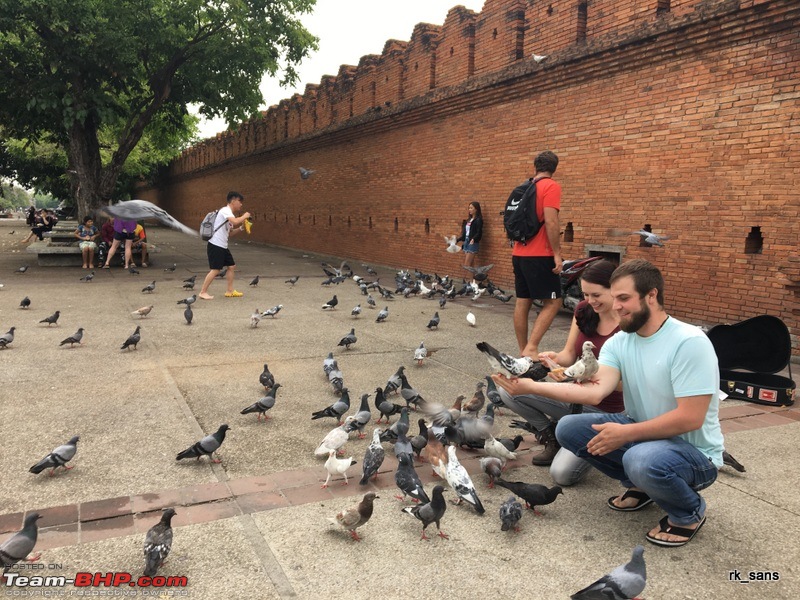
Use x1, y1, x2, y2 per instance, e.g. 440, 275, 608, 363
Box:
68, 115, 106, 219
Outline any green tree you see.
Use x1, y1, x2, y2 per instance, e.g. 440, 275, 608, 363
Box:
0, 0, 318, 217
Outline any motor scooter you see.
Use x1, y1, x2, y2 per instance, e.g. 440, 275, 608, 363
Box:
533, 255, 604, 313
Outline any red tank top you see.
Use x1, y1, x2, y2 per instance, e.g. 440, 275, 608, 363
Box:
574, 301, 624, 413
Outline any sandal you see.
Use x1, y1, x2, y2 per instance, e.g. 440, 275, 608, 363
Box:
608, 489, 654, 512
646, 515, 706, 547
224, 290, 243, 298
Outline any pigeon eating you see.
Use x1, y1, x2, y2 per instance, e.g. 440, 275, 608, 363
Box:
571, 545, 646, 600
29, 436, 80, 476
476, 341, 536, 378
494, 479, 563, 515
100, 199, 198, 237
331, 492, 378, 541
175, 424, 230, 463
143, 508, 176, 577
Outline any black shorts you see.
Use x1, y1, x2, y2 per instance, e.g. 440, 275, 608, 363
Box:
207, 242, 235, 271
113, 231, 136, 241
513, 255, 562, 300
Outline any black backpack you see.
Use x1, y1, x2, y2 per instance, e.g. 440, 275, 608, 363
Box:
503, 176, 549, 244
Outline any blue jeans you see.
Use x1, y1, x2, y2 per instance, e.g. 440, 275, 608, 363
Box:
556, 412, 718, 526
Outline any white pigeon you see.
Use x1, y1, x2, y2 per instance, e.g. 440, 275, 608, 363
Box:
476, 341, 536, 378
414, 342, 428, 366
571, 545, 646, 600
250, 308, 262, 329
314, 417, 356, 457
484, 436, 517, 464
444, 446, 485, 514
322, 451, 356, 488
466, 311, 476, 327
608, 228, 670, 247
532, 53, 548, 63
444, 234, 461, 253
100, 199, 198, 237
563, 341, 599, 383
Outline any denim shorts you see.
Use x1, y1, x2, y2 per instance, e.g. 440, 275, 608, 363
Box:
463, 242, 480, 254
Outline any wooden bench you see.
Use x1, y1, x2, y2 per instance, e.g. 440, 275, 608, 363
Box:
29, 229, 159, 267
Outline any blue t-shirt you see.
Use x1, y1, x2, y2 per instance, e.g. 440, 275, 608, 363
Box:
77, 224, 97, 239
599, 316, 724, 467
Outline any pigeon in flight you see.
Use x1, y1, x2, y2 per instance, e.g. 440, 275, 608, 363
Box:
176, 294, 196, 306
426, 312, 440, 330
360, 428, 386, 485
494, 479, 563, 515
79, 271, 95, 282
131, 305, 154, 319
176, 424, 230, 463
100, 199, 198, 237
184, 306, 193, 325
476, 341, 536, 378
240, 383, 282, 422
59, 328, 84, 347
29, 436, 79, 476
571, 545, 646, 600
299, 167, 316, 180
0, 327, 15, 350
39, 311, 60, 326
337, 328, 357, 350
0, 512, 42, 571
463, 263, 494, 282
331, 492, 378, 541
285, 276, 299, 285
249, 275, 260, 287
19, 297, 31, 309
402, 484, 448, 541
500, 496, 523, 532
532, 53, 548, 63
141, 281, 156, 293
143, 508, 176, 577
259, 364, 275, 390
563, 341, 599, 383
608, 227, 670, 247
443, 235, 461, 253
322, 295, 338, 310
120, 326, 141, 350
376, 306, 389, 323
322, 451, 357, 488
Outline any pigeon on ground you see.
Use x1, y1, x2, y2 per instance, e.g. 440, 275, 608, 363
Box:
176, 294, 196, 306
495, 479, 563, 515
183, 275, 197, 284
184, 306, 193, 325
312, 388, 351, 422
322, 352, 336, 377
500, 496, 524, 532
120, 326, 141, 350
484, 436, 517, 464
0, 327, 15, 349
476, 341, 536, 378
402, 485, 448, 540
351, 304, 361, 317
141, 281, 156, 293
285, 276, 299, 285
360, 429, 386, 485
216, 266, 229, 279
322, 295, 338, 310
164, 263, 177, 272
562, 341, 599, 383
384, 366, 404, 396
439, 296, 447, 309
345, 393, 371, 439
443, 235, 461, 253
571, 545, 646, 600
323, 452, 356, 488
299, 167, 316, 180
399, 374, 424, 411
261, 305, 283, 318
29, 436, 79, 476
80, 271, 95, 282
423, 428, 448, 479
466, 311, 476, 327
376, 306, 389, 323
395, 453, 430, 504
19, 297, 31, 309
426, 312, 440, 330
331, 492, 378, 541
366, 294, 376, 309
15, 266, 29, 274
143, 508, 176, 577
240, 383, 282, 422
374, 387, 403, 423
414, 342, 428, 366
182, 280, 196, 290
444, 446, 485, 514
39, 311, 60, 326
462, 381, 486, 417
0, 512, 42, 572
723, 450, 746, 473
129, 265, 140, 275
259, 364, 275, 390
249, 276, 260, 287
250, 308, 262, 328
100, 199, 198, 237
328, 364, 344, 395
484, 376, 505, 413
175, 424, 230, 463
59, 328, 84, 347
394, 431, 414, 460
131, 305, 154, 318
338, 328, 357, 350
410, 419, 429, 460
314, 417, 356, 456
480, 457, 503, 488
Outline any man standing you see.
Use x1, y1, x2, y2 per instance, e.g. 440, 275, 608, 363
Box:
493, 259, 722, 547
512, 150, 563, 357
199, 191, 250, 300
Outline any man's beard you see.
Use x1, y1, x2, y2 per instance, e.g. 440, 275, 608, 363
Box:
620, 301, 650, 333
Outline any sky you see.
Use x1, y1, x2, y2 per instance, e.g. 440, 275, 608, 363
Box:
196, 0, 486, 138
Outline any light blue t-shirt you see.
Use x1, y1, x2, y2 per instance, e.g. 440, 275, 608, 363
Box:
599, 316, 724, 467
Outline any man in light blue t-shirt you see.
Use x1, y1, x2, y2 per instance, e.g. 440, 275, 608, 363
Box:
493, 259, 722, 548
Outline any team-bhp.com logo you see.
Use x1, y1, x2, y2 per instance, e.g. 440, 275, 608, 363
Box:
4, 571, 188, 589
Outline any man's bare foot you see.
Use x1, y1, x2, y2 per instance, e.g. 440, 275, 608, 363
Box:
199, 293, 214, 300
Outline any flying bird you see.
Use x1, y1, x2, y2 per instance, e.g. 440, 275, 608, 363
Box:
143, 508, 176, 577
608, 227, 671, 247
59, 328, 84, 347
443, 234, 461, 253
476, 341, 536, 378
532, 53, 548, 63
331, 492, 378, 541
29, 436, 80, 476
131, 305, 154, 318
120, 326, 141, 350
570, 545, 646, 600
0, 512, 42, 571
175, 424, 230, 463
299, 167, 316, 180
402, 485, 448, 541
463, 263, 494, 282
100, 199, 198, 237
240, 383, 282, 422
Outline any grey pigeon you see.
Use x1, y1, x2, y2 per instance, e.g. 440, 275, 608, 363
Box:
29, 436, 79, 476
495, 479, 563, 515
374, 387, 403, 423
79, 271, 95, 282
563, 341, 599, 383
366, 294, 376, 309
15, 266, 29, 274
182, 280, 195, 290
439, 296, 447, 309
19, 297, 31, 309
399, 373, 424, 410
299, 167, 316, 180
0, 512, 41, 572
571, 545, 646, 600
426, 312, 440, 329
480, 456, 503, 488
285, 276, 299, 285
0, 327, 15, 349
331, 492, 378, 541
345, 393, 372, 439
394, 431, 414, 460
261, 304, 283, 318
143, 508, 176, 577
142, 281, 156, 293
485, 376, 505, 412
259, 364, 275, 390
120, 326, 141, 350
177, 294, 196, 306
39, 310, 60, 326
215, 266, 228, 279
249, 275, 260, 287
100, 199, 197, 237
250, 308, 262, 329
376, 306, 389, 322
722, 450, 746, 473
312, 388, 351, 422
360, 428, 386, 485
476, 341, 536, 378
394, 453, 430, 504
59, 328, 84, 347
129, 265, 140, 275
328, 362, 344, 394
384, 366, 404, 396
184, 305, 193, 325
635, 229, 670, 247
463, 263, 494, 282
337, 328, 357, 349
322, 295, 338, 310
500, 496, 523, 532
323, 352, 336, 376
351, 304, 361, 317
164, 263, 177, 272
176, 424, 230, 463
409, 419, 428, 459
402, 485, 448, 540
240, 383, 282, 422
183, 275, 197, 284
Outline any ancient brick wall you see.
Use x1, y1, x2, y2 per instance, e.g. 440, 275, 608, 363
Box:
139, 0, 800, 354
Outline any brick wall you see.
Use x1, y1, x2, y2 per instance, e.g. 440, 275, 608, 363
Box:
138, 0, 800, 355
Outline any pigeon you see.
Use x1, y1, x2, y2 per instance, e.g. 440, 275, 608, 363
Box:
476, 341, 536, 378
322, 295, 338, 310
177, 294, 196, 306
362, 263, 378, 276
462, 381, 486, 417
494, 479, 563, 515
351, 304, 361, 317
323, 451, 357, 488
394, 431, 414, 460
384, 366, 404, 396
142, 281, 156, 293
39, 311, 60, 326
414, 342, 428, 366
163, 263, 177, 272
143, 508, 176, 577
563, 341, 599, 383
423, 428, 449, 479
15, 266, 29, 274
331, 492, 378, 541
410, 419, 429, 460
0, 512, 42, 572
261, 305, 283, 318
366, 294, 376, 309
426, 312, 440, 330
285, 276, 299, 285
299, 167, 316, 180
259, 364, 275, 390
480, 456, 503, 488
484, 436, 517, 463
29, 436, 79, 475
59, 328, 84, 347
463, 263, 494, 282
532, 53, 548, 63
484, 376, 505, 413
328, 364, 344, 395
322, 352, 336, 376
500, 496, 524, 532
402, 485, 448, 540
723, 450, 746, 473
175, 424, 230, 463
100, 199, 198, 237
0, 327, 15, 349
250, 308, 262, 328
184, 306, 193, 325
466, 311, 476, 327
314, 417, 356, 456
394, 453, 430, 504
183, 275, 197, 284
129, 265, 140, 275
131, 305, 154, 318
443, 234, 461, 253
182, 280, 196, 290
444, 446, 485, 514
374, 387, 403, 423
240, 383, 282, 422
360, 428, 386, 485
19, 297, 31, 309
80, 271, 95, 282
312, 388, 351, 422
376, 306, 389, 322
216, 266, 227, 279
120, 326, 141, 350
571, 546, 646, 600
337, 328, 357, 350
249, 275, 260, 287
345, 393, 371, 439
399, 374, 424, 410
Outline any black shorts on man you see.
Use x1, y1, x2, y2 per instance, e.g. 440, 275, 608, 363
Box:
513, 255, 561, 299
207, 242, 236, 271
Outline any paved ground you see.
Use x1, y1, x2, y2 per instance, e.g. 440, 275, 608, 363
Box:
0, 217, 798, 599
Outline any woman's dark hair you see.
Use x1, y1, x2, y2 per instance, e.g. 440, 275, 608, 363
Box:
82, 216, 93, 224
575, 259, 618, 336
469, 201, 482, 219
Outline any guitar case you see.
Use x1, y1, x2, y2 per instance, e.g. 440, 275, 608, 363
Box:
706, 315, 795, 407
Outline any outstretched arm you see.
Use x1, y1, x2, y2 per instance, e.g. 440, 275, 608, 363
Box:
492, 363, 620, 406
